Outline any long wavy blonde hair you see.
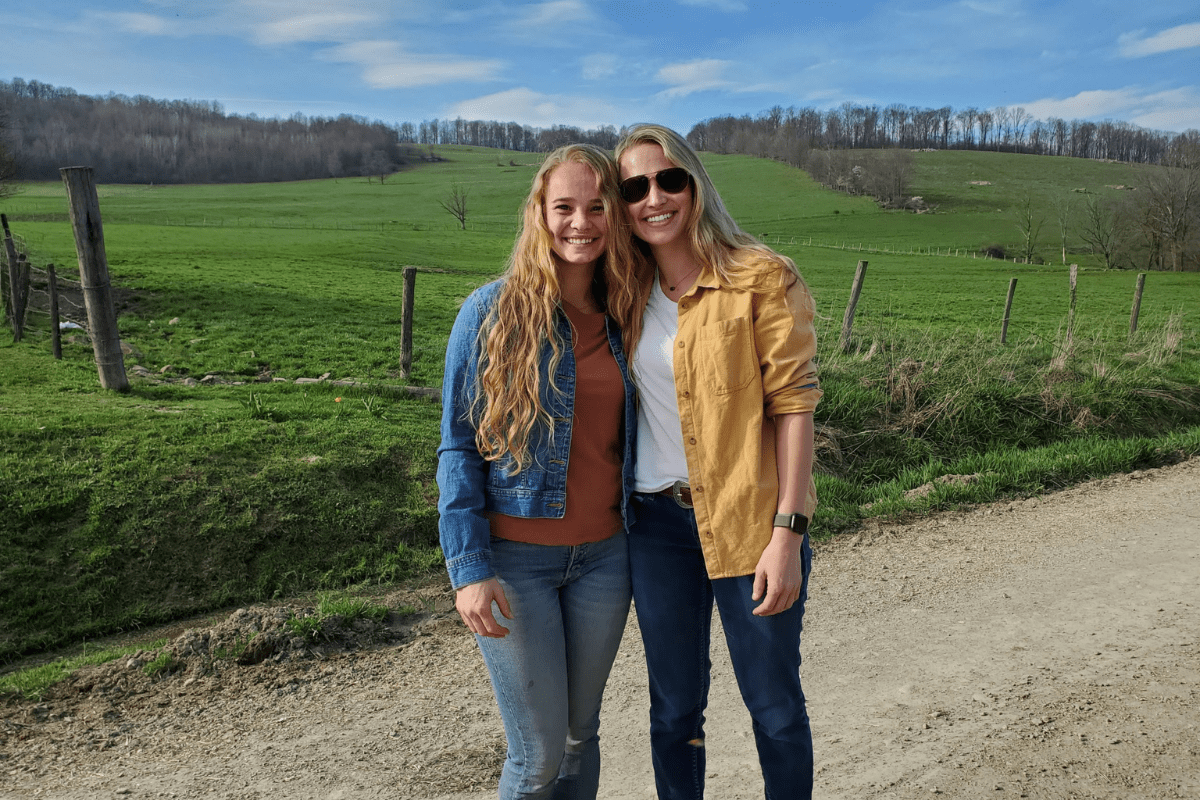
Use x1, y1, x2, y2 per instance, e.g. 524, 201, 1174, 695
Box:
469, 143, 647, 474
615, 123, 803, 294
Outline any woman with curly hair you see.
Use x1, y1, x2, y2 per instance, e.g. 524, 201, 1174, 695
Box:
436, 143, 645, 800
615, 123, 822, 800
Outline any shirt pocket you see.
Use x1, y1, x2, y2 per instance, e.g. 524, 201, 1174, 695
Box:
696, 317, 756, 395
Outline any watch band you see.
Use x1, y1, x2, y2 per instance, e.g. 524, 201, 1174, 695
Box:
773, 512, 809, 536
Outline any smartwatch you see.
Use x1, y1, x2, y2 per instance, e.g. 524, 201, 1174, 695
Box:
773, 512, 809, 536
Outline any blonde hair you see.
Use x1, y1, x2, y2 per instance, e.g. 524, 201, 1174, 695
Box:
469, 143, 646, 474
615, 123, 802, 292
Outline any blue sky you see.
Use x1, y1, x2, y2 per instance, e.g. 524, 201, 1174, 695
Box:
4, 0, 1199, 135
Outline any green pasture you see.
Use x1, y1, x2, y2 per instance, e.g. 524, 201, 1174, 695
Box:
2, 145, 1198, 668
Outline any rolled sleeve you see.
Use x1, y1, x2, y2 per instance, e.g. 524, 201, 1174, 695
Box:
756, 275, 822, 418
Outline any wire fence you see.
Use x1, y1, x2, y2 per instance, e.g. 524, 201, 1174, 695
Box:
3, 230, 88, 341
3, 214, 523, 235
760, 235, 1032, 262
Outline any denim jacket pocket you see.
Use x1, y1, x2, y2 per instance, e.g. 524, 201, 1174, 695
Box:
486, 457, 538, 492
697, 317, 756, 395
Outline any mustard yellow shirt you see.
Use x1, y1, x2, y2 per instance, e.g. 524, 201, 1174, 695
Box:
668, 256, 821, 579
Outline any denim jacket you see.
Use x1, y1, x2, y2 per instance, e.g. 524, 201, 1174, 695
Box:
436, 280, 638, 589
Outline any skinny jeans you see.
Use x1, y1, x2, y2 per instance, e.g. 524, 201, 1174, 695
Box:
628, 493, 813, 800
474, 532, 632, 800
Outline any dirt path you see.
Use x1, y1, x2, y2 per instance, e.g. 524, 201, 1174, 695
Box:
3, 458, 1198, 799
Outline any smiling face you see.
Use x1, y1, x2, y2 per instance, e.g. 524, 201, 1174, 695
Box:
618, 141, 693, 251
543, 160, 608, 271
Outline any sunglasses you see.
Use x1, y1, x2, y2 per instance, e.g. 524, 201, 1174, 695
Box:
619, 167, 692, 203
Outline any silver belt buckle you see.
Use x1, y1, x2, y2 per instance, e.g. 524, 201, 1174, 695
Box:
671, 480, 693, 509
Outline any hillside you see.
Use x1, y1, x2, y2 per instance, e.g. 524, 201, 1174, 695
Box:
1, 147, 1198, 662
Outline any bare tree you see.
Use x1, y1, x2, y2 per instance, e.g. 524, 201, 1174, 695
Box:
867, 149, 915, 208
976, 111, 994, 150
1010, 107, 1032, 150
364, 150, 392, 183
1078, 194, 1123, 269
1136, 166, 1199, 271
1050, 195, 1075, 265
439, 182, 469, 230
1013, 193, 1045, 264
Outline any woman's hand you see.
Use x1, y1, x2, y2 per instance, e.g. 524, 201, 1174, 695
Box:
751, 528, 804, 616
455, 578, 513, 637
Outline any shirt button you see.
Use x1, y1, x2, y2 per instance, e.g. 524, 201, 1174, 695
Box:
694, 486, 703, 493
688, 437, 696, 444
681, 391, 690, 398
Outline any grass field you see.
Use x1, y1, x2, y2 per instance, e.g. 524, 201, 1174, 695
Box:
2, 145, 1198, 665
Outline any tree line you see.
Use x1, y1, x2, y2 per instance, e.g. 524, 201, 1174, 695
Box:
398, 118, 619, 153
0, 77, 422, 185
686, 102, 1193, 166
0, 78, 621, 186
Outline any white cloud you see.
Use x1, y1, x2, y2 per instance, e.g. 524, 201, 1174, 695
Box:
252, 11, 378, 45
1119, 22, 1200, 58
678, 0, 747, 11
581, 53, 618, 80
1021, 88, 1144, 120
230, 0, 391, 44
445, 88, 622, 129
503, 0, 603, 46
103, 12, 175, 35
1021, 86, 1200, 133
655, 59, 736, 98
956, 0, 1014, 14
95, 1, 387, 44
322, 41, 504, 88
1127, 87, 1200, 132
517, 0, 595, 28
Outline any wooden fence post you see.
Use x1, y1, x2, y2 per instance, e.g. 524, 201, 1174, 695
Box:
60, 166, 129, 392
49, 264, 62, 359
1000, 277, 1017, 344
1129, 273, 1146, 338
400, 266, 416, 379
840, 260, 868, 353
12, 252, 31, 342
1065, 264, 1078, 355
2, 214, 19, 336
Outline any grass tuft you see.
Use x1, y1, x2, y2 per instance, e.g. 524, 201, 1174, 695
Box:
285, 592, 391, 643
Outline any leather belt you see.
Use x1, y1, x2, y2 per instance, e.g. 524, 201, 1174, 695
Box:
656, 481, 693, 509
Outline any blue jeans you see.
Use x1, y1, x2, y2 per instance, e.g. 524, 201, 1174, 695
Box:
475, 532, 632, 800
628, 493, 813, 800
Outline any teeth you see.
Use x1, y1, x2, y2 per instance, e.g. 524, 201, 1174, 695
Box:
566, 238, 595, 244
646, 212, 674, 223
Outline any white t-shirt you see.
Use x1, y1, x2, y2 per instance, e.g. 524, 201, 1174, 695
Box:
632, 276, 690, 492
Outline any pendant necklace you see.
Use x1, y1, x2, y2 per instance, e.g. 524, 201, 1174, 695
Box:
666, 264, 701, 293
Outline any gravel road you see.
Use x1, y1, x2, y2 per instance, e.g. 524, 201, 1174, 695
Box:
3, 457, 1197, 799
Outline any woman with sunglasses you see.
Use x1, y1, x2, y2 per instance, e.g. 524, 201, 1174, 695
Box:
615, 124, 822, 800
437, 143, 643, 800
